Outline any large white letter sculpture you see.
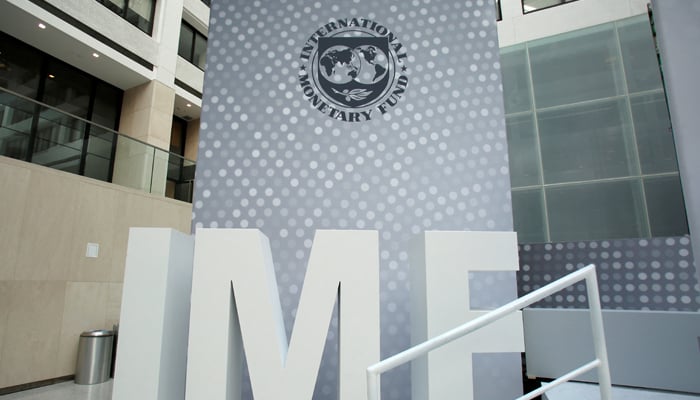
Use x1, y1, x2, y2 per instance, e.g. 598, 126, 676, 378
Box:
185, 229, 380, 400
113, 228, 194, 400
411, 231, 525, 400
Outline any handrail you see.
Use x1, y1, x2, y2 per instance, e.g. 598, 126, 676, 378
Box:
366, 264, 612, 400
0, 86, 195, 165
1, 85, 196, 201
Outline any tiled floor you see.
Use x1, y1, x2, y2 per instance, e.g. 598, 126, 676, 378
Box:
0, 380, 112, 400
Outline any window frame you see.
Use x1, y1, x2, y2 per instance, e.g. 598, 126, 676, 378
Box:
522, 0, 579, 15
96, 0, 156, 35
178, 20, 208, 71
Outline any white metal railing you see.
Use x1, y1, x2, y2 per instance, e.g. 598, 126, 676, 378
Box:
366, 264, 612, 400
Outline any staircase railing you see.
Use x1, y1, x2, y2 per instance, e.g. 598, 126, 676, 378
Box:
0, 86, 196, 202
366, 264, 612, 400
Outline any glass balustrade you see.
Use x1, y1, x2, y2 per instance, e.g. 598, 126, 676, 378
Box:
0, 86, 195, 203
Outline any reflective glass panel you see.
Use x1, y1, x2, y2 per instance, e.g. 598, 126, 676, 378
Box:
546, 180, 646, 241
101, 0, 125, 14
630, 92, 678, 174
85, 126, 115, 181
126, 0, 154, 33
0, 94, 34, 160
500, 45, 532, 114
42, 60, 91, 119
529, 24, 625, 108
644, 176, 689, 237
512, 189, 547, 243
0, 33, 41, 97
538, 99, 636, 184
194, 34, 208, 70
92, 82, 122, 129
32, 109, 85, 174
617, 15, 663, 93
506, 113, 540, 187
178, 24, 194, 60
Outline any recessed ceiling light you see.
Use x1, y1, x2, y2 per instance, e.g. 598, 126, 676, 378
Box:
186, 103, 192, 107
92, 52, 100, 58
48, 74, 55, 79
38, 23, 46, 29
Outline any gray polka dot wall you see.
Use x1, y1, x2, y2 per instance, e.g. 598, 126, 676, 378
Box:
194, 1, 515, 399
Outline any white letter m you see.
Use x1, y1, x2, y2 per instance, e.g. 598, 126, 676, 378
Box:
185, 229, 380, 400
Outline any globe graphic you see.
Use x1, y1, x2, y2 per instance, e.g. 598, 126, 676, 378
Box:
319, 45, 361, 84
355, 45, 389, 84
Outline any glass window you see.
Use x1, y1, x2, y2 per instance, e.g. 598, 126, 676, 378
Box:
0, 94, 35, 161
617, 15, 663, 94
178, 22, 207, 70
0, 34, 123, 182
506, 113, 540, 187
538, 99, 636, 184
170, 117, 186, 155
529, 24, 625, 108
630, 92, 678, 174
0, 33, 42, 97
512, 189, 547, 243
95, 0, 155, 35
500, 45, 532, 114
32, 110, 86, 174
42, 60, 91, 119
85, 126, 115, 181
178, 24, 194, 60
92, 83, 122, 129
126, 0, 155, 34
644, 176, 689, 237
522, 0, 579, 14
100, 0, 125, 14
546, 180, 647, 241
193, 34, 208, 70
501, 15, 688, 243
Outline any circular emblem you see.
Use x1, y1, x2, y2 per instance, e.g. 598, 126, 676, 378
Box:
298, 18, 409, 122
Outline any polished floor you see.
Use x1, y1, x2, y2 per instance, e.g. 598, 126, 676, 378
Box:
3, 380, 700, 400
0, 380, 112, 400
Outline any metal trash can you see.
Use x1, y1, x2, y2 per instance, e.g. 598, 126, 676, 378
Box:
75, 330, 114, 385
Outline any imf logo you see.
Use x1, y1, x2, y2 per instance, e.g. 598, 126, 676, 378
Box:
299, 18, 408, 122
316, 37, 391, 108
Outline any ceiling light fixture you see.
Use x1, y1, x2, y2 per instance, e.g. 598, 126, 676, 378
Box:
38, 23, 46, 29
48, 74, 55, 79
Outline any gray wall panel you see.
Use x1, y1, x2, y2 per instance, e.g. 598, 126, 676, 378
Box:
651, 0, 700, 282
524, 309, 700, 394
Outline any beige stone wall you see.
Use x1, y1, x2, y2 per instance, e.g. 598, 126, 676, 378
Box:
0, 156, 192, 389
118, 81, 176, 151
115, 81, 177, 197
